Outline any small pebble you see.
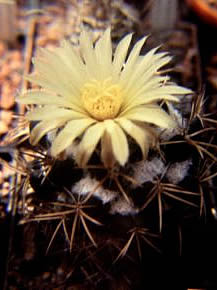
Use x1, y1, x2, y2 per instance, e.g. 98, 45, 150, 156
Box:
11, 72, 22, 87
0, 81, 15, 109
1, 181, 10, 196
0, 120, 8, 134
0, 63, 11, 79
0, 41, 6, 57
9, 60, 22, 71
36, 35, 48, 47
0, 110, 13, 125
2, 166, 14, 179
0, 171, 3, 184
9, 50, 22, 62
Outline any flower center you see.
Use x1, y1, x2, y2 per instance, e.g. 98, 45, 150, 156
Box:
81, 79, 123, 121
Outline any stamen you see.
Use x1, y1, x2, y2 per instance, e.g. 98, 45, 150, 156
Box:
81, 79, 123, 121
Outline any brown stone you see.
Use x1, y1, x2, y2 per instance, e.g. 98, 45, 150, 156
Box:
0, 120, 8, 134
0, 63, 11, 79
9, 50, 22, 62
0, 171, 3, 184
9, 60, 22, 71
0, 41, 6, 57
0, 81, 15, 109
11, 72, 22, 87
0, 110, 13, 125
1, 181, 10, 197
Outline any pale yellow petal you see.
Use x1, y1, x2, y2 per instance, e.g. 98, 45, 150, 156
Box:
95, 27, 112, 78
36, 44, 87, 92
135, 84, 193, 100
59, 40, 84, 69
121, 75, 170, 108
101, 131, 115, 168
122, 105, 177, 128
124, 53, 172, 96
122, 55, 173, 108
116, 118, 152, 158
135, 47, 163, 66
76, 122, 105, 167
32, 56, 76, 92
27, 106, 86, 121
37, 46, 83, 79
25, 73, 68, 96
51, 118, 96, 156
18, 90, 80, 110
25, 73, 82, 109
131, 55, 172, 94
104, 119, 129, 166
123, 47, 161, 91
112, 33, 133, 79
121, 84, 192, 113
128, 75, 170, 97
57, 40, 87, 83
121, 91, 179, 114
30, 119, 67, 145
79, 28, 98, 78
32, 56, 81, 100
120, 35, 149, 84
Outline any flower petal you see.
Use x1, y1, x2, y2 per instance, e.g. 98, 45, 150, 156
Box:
104, 119, 129, 166
30, 119, 67, 145
123, 105, 177, 128
26, 41, 88, 108
25, 73, 68, 97
136, 55, 172, 87
27, 106, 86, 121
125, 52, 172, 96
116, 118, 153, 158
122, 47, 160, 88
18, 89, 81, 111
120, 35, 149, 84
101, 131, 115, 168
121, 84, 192, 113
136, 84, 193, 101
25, 72, 83, 111
95, 27, 112, 79
76, 122, 105, 167
57, 40, 87, 83
79, 28, 98, 78
32, 52, 80, 97
51, 118, 96, 156
112, 33, 133, 79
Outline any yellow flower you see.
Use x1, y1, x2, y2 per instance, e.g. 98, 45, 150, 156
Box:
19, 27, 192, 167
